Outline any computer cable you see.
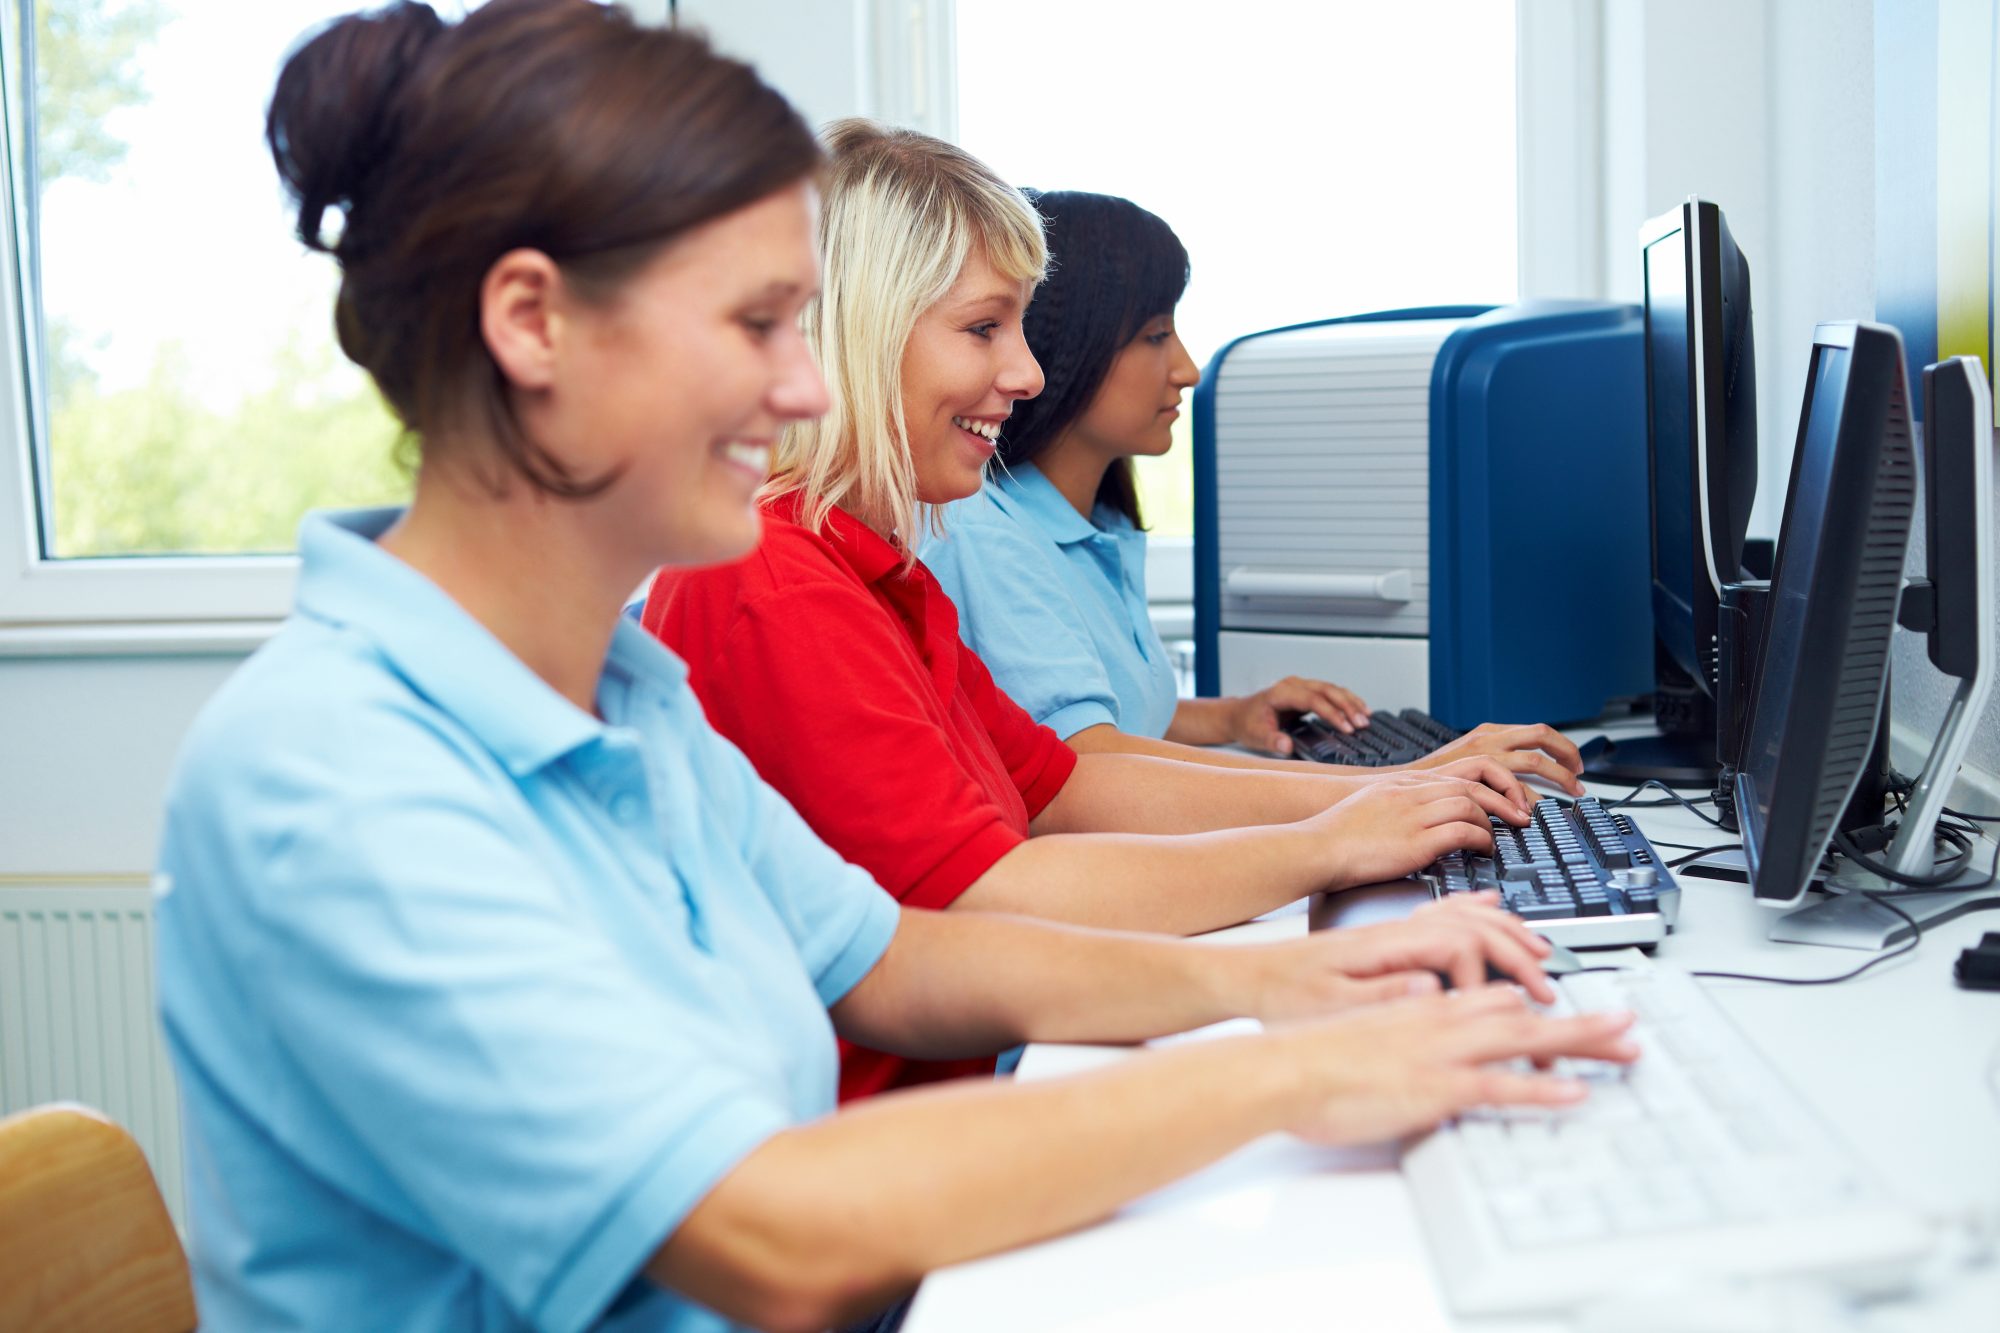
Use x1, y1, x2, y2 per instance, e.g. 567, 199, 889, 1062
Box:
1601, 780, 1731, 827
1644, 837, 1718, 853
1832, 823, 1978, 889
1666, 842, 1743, 869
1685, 834, 2000, 988
1686, 894, 1925, 987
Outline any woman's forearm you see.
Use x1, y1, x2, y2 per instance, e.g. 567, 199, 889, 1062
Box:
1080, 717, 1403, 780
1074, 717, 1326, 772
1033, 750, 1359, 834
956, 817, 1331, 932
1165, 694, 1245, 747
829, 907, 1264, 1059
648, 1029, 1305, 1332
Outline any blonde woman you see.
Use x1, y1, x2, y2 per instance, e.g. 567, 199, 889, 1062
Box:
642, 121, 1560, 1100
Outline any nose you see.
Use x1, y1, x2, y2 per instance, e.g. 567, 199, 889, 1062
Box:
998, 326, 1045, 401
769, 327, 830, 421
1170, 333, 1201, 390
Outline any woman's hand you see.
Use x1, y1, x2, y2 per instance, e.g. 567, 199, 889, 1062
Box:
1241, 892, 1558, 1022
1275, 986, 1639, 1145
1409, 722, 1587, 796
1227, 676, 1371, 751
1303, 772, 1519, 891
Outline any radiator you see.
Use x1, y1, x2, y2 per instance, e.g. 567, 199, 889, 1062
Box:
0, 880, 184, 1227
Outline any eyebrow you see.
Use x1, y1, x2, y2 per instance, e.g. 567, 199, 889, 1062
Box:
946, 289, 1026, 315
742, 279, 815, 304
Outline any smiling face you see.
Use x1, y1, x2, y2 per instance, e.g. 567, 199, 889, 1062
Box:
1068, 313, 1201, 461
541, 181, 828, 568
898, 246, 1045, 506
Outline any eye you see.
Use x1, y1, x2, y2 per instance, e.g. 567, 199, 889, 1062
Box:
966, 321, 999, 340
1145, 331, 1172, 346
740, 314, 779, 342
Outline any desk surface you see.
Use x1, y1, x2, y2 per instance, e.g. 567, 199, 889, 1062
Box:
905, 754, 2000, 1333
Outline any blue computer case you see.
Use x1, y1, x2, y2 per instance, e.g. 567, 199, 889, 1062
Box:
1195, 302, 1653, 729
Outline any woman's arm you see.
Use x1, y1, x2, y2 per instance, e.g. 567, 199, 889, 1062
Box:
962, 768, 1517, 932
1077, 714, 1588, 795
1033, 750, 1531, 836
1166, 678, 1367, 749
647, 988, 1638, 1333
829, 892, 1558, 1060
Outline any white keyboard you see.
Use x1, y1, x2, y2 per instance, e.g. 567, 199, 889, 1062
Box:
1401, 964, 1935, 1316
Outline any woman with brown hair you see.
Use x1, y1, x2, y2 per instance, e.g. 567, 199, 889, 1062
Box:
154, 6, 1633, 1331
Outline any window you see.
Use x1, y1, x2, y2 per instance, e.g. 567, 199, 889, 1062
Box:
1, 0, 425, 629
952, 0, 1519, 537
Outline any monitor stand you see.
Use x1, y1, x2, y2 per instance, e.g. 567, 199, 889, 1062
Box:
1770, 668, 1996, 951
1765, 844, 1996, 950
1579, 731, 1718, 789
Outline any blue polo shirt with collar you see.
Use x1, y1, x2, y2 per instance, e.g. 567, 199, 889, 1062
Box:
155, 508, 900, 1333
922, 463, 1180, 742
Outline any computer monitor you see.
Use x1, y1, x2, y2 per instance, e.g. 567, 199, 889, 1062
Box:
1735, 322, 1915, 909
1585, 198, 1759, 787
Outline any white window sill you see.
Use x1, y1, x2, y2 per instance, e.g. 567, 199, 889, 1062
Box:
0, 621, 279, 658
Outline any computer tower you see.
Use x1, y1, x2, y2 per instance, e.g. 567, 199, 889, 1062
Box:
1194, 302, 1654, 729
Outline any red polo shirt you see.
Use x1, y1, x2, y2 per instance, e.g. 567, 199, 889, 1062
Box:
643, 494, 1078, 1100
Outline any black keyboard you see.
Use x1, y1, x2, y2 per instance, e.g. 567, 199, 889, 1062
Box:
1286, 707, 1462, 766
1421, 797, 1681, 948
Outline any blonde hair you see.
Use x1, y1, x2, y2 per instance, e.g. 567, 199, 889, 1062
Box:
765, 118, 1047, 549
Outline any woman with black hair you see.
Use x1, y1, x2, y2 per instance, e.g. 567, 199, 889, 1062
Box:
923, 190, 1585, 786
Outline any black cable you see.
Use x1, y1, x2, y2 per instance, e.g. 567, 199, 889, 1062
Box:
1667, 842, 1743, 869
1686, 836, 2000, 987
1833, 823, 1981, 889
1690, 891, 1926, 986
1602, 780, 1730, 827
1947, 805, 2000, 824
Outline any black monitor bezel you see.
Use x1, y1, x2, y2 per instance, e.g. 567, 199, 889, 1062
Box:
1639, 199, 1742, 695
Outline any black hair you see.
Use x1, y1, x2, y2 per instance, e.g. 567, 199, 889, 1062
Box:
267, 0, 820, 497
999, 190, 1190, 526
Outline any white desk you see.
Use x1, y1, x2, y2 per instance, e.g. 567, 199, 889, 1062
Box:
905, 763, 2000, 1333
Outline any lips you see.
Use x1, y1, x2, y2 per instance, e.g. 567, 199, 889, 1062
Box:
951, 414, 1002, 458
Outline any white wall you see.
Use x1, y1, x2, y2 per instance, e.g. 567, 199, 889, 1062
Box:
0, 654, 237, 874
676, 0, 867, 132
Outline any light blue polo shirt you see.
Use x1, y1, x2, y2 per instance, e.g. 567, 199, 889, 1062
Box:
923, 464, 1180, 741
155, 508, 900, 1333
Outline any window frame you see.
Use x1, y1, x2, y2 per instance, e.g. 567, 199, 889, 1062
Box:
0, 0, 1595, 649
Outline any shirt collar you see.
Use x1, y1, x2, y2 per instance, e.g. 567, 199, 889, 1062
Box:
294, 508, 690, 776
767, 491, 905, 585
993, 463, 1105, 546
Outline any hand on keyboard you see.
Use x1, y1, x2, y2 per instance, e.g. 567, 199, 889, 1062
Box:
1308, 774, 1516, 891
1233, 675, 1372, 751
1248, 891, 1558, 1019
1405, 722, 1589, 796
1414, 755, 1539, 819
1276, 986, 1638, 1147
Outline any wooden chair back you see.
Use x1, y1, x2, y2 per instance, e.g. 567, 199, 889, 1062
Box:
0, 1103, 196, 1333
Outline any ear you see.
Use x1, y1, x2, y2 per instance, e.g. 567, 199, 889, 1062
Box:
480, 248, 565, 392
